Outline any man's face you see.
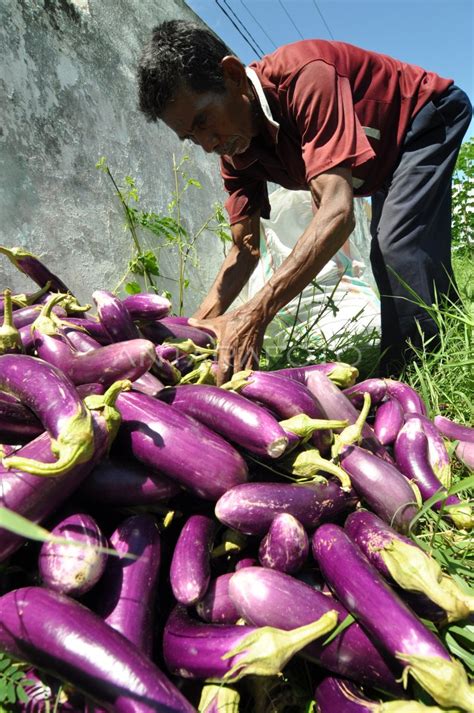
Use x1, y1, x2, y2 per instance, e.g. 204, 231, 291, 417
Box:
161, 81, 258, 157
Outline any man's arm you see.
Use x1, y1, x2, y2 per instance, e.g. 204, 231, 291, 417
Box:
191, 167, 355, 383
193, 211, 261, 319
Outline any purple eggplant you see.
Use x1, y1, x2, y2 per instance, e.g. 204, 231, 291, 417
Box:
258, 513, 309, 574
140, 318, 215, 349
215, 481, 357, 535
92, 514, 161, 656
152, 347, 182, 385
405, 413, 452, 487
163, 603, 337, 682
116, 390, 249, 500
0, 354, 95, 476
0, 391, 43, 444
131, 371, 165, 397
0, 586, 196, 712
1, 302, 64, 329
384, 379, 427, 415
170, 515, 216, 606
312, 523, 474, 711
63, 316, 113, 344
345, 510, 473, 623
92, 289, 141, 341
225, 370, 334, 453
228, 567, 402, 695
314, 677, 437, 713
304, 371, 391, 461
159, 384, 289, 458
340, 445, 418, 533
78, 456, 181, 505
122, 292, 171, 321
76, 382, 105, 399
455, 440, 474, 470
0, 289, 23, 354
18, 324, 35, 354
0, 245, 71, 293
275, 362, 359, 388
235, 557, 257, 570
373, 397, 405, 446
196, 573, 240, 624
433, 414, 474, 443
39, 512, 108, 597
343, 377, 387, 408
394, 419, 473, 530
161, 315, 217, 339
0, 383, 122, 562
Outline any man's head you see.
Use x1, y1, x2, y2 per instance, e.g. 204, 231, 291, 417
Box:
137, 20, 260, 157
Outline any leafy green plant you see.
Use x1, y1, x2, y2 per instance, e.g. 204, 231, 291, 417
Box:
452, 137, 474, 254
0, 654, 36, 707
96, 155, 231, 313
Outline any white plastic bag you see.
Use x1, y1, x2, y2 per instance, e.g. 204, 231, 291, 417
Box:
238, 187, 380, 352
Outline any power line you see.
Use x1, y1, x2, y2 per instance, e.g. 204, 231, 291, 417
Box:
221, 0, 266, 56
311, 0, 335, 40
214, 0, 263, 58
239, 0, 278, 51
277, 0, 305, 41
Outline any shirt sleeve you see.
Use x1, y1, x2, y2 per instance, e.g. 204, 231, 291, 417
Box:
286, 60, 376, 183
220, 157, 271, 224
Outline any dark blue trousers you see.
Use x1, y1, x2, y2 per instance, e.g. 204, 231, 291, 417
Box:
369, 84, 472, 375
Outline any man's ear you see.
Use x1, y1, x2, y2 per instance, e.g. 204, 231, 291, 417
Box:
221, 55, 248, 89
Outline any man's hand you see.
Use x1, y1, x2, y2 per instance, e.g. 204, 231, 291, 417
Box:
189, 306, 267, 385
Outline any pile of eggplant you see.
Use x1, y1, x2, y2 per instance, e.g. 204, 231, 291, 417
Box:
0, 244, 473, 713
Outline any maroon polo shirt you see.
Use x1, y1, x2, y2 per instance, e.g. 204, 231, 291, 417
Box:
221, 39, 452, 224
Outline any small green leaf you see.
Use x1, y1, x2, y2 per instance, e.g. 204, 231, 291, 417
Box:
125, 282, 141, 295
16, 684, 31, 704
187, 178, 202, 189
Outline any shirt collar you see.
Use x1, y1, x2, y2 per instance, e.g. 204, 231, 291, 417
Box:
245, 67, 280, 142
224, 67, 280, 170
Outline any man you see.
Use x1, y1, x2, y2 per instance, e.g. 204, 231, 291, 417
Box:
137, 19, 471, 383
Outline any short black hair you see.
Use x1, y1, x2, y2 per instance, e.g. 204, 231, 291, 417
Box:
137, 19, 232, 122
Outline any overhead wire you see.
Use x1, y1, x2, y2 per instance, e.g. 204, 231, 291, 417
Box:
311, 0, 335, 40
221, 0, 266, 56
239, 0, 278, 51
277, 0, 305, 40
214, 0, 263, 58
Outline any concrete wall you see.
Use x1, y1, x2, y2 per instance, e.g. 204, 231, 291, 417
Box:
0, 0, 229, 312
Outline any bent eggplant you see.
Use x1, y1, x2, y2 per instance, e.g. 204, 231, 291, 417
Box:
305, 371, 391, 461
276, 362, 359, 388
170, 514, 216, 606
163, 604, 337, 683
0, 586, 196, 712
0, 392, 43, 444
116, 390, 249, 501
433, 414, 474, 444
228, 566, 402, 695
405, 414, 452, 488
215, 480, 357, 535
343, 378, 387, 409
159, 384, 288, 458
340, 445, 418, 533
394, 420, 472, 530
39, 512, 108, 597
0, 354, 94, 476
92, 289, 141, 341
0, 245, 71, 293
0, 383, 123, 562
384, 380, 427, 416
92, 514, 161, 656
344, 510, 473, 623
312, 523, 474, 711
